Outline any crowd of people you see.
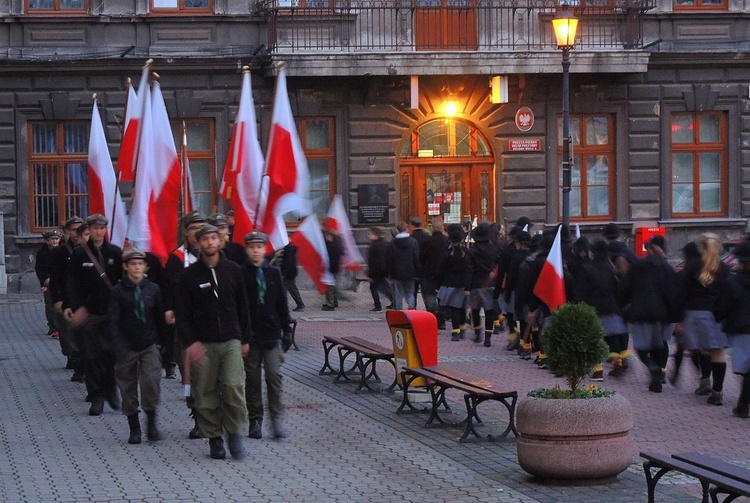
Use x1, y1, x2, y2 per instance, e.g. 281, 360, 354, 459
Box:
35, 212, 295, 461
363, 217, 750, 419
32, 211, 750, 461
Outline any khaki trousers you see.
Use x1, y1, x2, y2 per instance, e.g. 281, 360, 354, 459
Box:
114, 344, 162, 416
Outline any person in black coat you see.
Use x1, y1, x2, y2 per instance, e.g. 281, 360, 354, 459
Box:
467, 223, 501, 347
366, 226, 394, 312
242, 230, 294, 440
410, 217, 430, 305
322, 223, 344, 311
36, 229, 61, 337
437, 225, 473, 340
420, 218, 447, 327
64, 214, 123, 416
108, 248, 167, 445
210, 212, 246, 266
271, 243, 304, 312
389, 221, 421, 310
176, 224, 250, 460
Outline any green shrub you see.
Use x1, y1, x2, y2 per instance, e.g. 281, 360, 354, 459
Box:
543, 302, 609, 397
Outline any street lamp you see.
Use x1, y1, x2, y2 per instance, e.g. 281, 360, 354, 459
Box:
552, 5, 578, 228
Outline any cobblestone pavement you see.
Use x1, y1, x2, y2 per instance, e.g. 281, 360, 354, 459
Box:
2, 288, 749, 503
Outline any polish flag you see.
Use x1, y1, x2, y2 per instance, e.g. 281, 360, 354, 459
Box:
259, 65, 312, 250
117, 65, 149, 182
220, 69, 264, 244
290, 214, 334, 294
126, 78, 154, 253
533, 225, 567, 311
87, 99, 127, 248
149, 80, 182, 263
326, 195, 363, 271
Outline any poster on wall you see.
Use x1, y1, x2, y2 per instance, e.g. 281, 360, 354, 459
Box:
428, 203, 440, 216
358, 184, 389, 224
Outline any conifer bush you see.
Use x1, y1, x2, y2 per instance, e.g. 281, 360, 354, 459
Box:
542, 302, 609, 398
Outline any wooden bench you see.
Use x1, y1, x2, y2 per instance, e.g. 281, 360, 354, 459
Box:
397, 364, 518, 443
641, 451, 750, 503
318, 335, 398, 393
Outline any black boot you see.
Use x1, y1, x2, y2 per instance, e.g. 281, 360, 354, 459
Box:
472, 327, 482, 343
484, 331, 492, 348
145, 411, 164, 442
248, 418, 263, 439
209, 437, 226, 460
127, 414, 141, 445
188, 408, 202, 439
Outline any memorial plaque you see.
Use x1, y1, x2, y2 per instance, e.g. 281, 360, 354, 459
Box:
358, 184, 389, 224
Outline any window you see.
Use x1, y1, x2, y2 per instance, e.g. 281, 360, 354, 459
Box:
670, 112, 727, 217
400, 119, 491, 158
673, 0, 726, 10
26, 0, 87, 13
299, 117, 335, 219
557, 115, 615, 220
29, 122, 89, 231
169, 118, 216, 216
151, 0, 211, 12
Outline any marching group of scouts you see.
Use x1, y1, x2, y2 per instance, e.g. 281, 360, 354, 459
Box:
35, 211, 294, 461
366, 216, 750, 418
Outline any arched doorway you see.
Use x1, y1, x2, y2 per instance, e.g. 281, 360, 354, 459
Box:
398, 118, 495, 225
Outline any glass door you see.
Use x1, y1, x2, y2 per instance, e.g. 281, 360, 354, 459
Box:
422, 167, 469, 225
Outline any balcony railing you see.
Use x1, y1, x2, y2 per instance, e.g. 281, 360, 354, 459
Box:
259, 0, 655, 54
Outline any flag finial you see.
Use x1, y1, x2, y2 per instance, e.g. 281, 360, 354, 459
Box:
242, 65, 251, 74
144, 58, 154, 67
92, 93, 97, 101
152, 71, 160, 81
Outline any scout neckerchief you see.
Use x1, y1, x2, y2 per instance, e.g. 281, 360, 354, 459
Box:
256, 266, 266, 305
83, 242, 113, 290
133, 281, 146, 323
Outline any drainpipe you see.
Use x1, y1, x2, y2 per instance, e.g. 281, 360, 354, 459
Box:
0, 212, 6, 295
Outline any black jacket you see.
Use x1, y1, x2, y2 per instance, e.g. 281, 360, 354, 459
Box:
242, 261, 292, 348
493, 242, 517, 297
389, 234, 421, 281
677, 258, 730, 313
367, 237, 390, 281
325, 231, 344, 275
108, 277, 167, 356
35, 244, 56, 287
278, 243, 299, 281
713, 270, 750, 335
223, 241, 247, 266
65, 240, 122, 315
420, 232, 448, 283
503, 248, 530, 303
619, 255, 675, 323
437, 244, 473, 289
175, 254, 250, 347
468, 241, 500, 289
575, 258, 621, 317
163, 245, 199, 312
411, 229, 430, 256
49, 242, 75, 304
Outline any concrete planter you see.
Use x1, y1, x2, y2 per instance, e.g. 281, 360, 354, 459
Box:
516, 394, 634, 481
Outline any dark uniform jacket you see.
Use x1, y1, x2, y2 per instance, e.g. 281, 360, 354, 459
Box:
713, 270, 750, 335
575, 258, 621, 317
175, 254, 250, 347
493, 242, 517, 298
437, 245, 473, 289
65, 240, 122, 315
468, 241, 500, 289
325, 231, 344, 275
35, 244, 56, 287
223, 241, 247, 266
677, 258, 730, 313
367, 237, 391, 281
279, 243, 299, 281
49, 242, 75, 304
164, 245, 199, 312
420, 232, 447, 284
619, 255, 674, 323
108, 277, 167, 356
503, 248, 530, 304
241, 261, 292, 348
389, 234, 421, 281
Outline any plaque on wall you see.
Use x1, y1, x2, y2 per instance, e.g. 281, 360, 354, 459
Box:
358, 184, 389, 224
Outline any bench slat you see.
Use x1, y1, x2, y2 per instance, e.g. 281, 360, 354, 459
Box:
641, 452, 750, 496
403, 366, 496, 397
324, 335, 392, 356
673, 452, 750, 486
425, 365, 516, 396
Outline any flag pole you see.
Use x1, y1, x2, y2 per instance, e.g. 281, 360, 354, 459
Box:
108, 76, 133, 244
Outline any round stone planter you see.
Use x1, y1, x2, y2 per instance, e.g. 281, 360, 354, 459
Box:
516, 394, 634, 481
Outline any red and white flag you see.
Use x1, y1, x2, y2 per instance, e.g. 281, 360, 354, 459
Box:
533, 225, 567, 311
220, 70, 264, 244
126, 78, 153, 253
326, 195, 363, 271
148, 80, 181, 263
87, 99, 127, 248
117, 66, 148, 182
259, 65, 311, 251
290, 214, 334, 294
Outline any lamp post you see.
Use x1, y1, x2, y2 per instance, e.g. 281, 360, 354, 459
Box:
552, 5, 578, 229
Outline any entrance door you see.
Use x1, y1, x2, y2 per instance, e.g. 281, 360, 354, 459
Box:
404, 163, 494, 225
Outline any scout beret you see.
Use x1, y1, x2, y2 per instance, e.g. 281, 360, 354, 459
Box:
63, 216, 84, 229
208, 213, 229, 227
122, 247, 147, 262
195, 224, 219, 241
183, 211, 208, 229
244, 230, 268, 245
42, 229, 62, 239
85, 214, 108, 226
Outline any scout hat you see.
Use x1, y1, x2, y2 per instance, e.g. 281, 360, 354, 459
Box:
194, 224, 219, 240
183, 211, 208, 229
85, 214, 108, 226
63, 216, 83, 229
208, 213, 229, 228
42, 229, 62, 239
122, 247, 147, 263
244, 230, 268, 245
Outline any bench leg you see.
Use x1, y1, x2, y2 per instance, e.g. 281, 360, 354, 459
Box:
289, 321, 299, 351
460, 394, 484, 442
384, 358, 400, 392
318, 339, 338, 375
712, 487, 742, 503
355, 356, 378, 394
498, 394, 519, 438
425, 384, 451, 427
643, 460, 672, 503
334, 347, 358, 383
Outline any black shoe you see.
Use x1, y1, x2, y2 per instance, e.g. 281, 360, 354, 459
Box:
227, 433, 246, 459
321, 305, 335, 311
292, 305, 305, 312
248, 419, 263, 439
188, 410, 202, 439
70, 372, 84, 383
127, 414, 142, 445
65, 359, 74, 370
648, 368, 663, 393
89, 400, 104, 416
271, 419, 287, 439
164, 364, 177, 380
107, 390, 121, 411
385, 304, 395, 310
209, 437, 226, 460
